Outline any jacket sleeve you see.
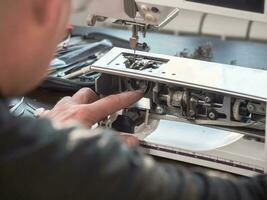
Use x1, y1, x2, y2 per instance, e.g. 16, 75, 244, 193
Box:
0, 114, 266, 200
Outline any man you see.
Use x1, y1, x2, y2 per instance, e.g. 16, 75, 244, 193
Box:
0, 0, 266, 200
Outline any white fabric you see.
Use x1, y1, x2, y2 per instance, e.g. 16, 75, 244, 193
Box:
144, 120, 243, 152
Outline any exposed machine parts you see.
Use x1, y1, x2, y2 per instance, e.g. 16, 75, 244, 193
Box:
91, 47, 267, 176
92, 47, 267, 139
123, 53, 167, 70
96, 75, 266, 137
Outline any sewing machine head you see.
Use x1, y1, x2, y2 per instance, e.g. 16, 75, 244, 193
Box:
86, 0, 179, 27
86, 0, 179, 50
84, 0, 267, 49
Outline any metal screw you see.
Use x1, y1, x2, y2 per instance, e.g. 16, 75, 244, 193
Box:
155, 105, 164, 115
247, 104, 255, 112
205, 96, 212, 103
189, 110, 196, 117
208, 112, 216, 120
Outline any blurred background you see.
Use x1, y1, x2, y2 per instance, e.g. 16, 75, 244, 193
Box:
70, 6, 267, 42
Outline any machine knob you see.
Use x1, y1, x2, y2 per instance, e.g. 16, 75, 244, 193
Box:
145, 14, 156, 22
140, 5, 150, 12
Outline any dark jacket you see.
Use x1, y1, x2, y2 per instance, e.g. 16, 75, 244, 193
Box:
0, 100, 266, 200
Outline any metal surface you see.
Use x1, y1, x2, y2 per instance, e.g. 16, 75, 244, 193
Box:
92, 47, 267, 102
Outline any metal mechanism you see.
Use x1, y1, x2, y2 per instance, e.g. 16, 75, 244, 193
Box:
91, 47, 267, 177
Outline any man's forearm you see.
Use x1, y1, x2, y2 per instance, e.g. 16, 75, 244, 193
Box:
0, 113, 266, 200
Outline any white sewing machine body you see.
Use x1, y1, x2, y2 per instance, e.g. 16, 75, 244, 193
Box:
87, 0, 179, 27
86, 0, 267, 26
139, 0, 267, 23
91, 47, 267, 177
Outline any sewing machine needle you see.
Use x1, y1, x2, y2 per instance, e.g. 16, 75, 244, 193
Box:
134, 48, 136, 62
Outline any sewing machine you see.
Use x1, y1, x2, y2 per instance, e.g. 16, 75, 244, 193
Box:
86, 0, 267, 50
85, 0, 267, 176
87, 0, 179, 51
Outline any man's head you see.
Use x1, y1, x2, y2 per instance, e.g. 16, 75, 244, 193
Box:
0, 0, 72, 97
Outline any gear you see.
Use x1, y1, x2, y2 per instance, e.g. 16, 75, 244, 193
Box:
233, 99, 246, 121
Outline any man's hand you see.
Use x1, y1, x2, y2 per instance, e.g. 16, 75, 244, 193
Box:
38, 88, 143, 127
37, 88, 143, 146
